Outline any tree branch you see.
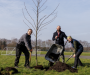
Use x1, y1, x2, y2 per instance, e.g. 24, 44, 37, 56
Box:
37, 28, 47, 34
24, 3, 36, 28
23, 20, 36, 37
42, 13, 57, 26
32, 7, 37, 15
23, 20, 30, 28
39, 0, 47, 10
32, 9, 37, 15
22, 8, 36, 31
38, 15, 46, 25
39, 4, 59, 27
37, 34, 42, 38
39, 6, 47, 13
38, 14, 57, 31
32, 0, 37, 7
40, 0, 42, 3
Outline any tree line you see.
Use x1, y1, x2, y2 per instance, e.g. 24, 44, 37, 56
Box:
0, 38, 90, 51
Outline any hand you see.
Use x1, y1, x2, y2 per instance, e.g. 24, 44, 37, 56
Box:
55, 36, 58, 39
30, 49, 32, 53
73, 54, 75, 58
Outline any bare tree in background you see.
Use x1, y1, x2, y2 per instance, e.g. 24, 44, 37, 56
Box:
37, 39, 42, 47
22, 0, 59, 66
46, 40, 54, 48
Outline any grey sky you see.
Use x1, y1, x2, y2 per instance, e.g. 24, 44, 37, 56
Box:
0, 0, 90, 42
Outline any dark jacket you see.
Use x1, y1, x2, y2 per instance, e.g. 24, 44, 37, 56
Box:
52, 31, 67, 46
71, 39, 83, 53
17, 33, 32, 50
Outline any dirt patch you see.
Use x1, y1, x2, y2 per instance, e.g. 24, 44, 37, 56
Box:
0, 67, 18, 75
33, 61, 78, 73
5, 67, 18, 74
34, 65, 43, 70
48, 61, 78, 73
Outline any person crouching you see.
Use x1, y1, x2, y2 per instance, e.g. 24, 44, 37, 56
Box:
14, 29, 33, 68
67, 36, 83, 68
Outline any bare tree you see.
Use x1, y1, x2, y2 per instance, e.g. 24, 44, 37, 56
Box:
46, 40, 54, 48
42, 41, 46, 47
37, 39, 42, 47
22, 0, 59, 65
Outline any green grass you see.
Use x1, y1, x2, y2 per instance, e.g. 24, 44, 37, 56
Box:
40, 51, 90, 56
0, 50, 90, 56
64, 52, 90, 56
0, 54, 90, 75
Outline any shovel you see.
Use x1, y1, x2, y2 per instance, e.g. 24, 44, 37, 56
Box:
29, 52, 31, 64
66, 53, 74, 63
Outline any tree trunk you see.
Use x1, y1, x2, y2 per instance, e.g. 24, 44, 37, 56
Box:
36, 2, 39, 66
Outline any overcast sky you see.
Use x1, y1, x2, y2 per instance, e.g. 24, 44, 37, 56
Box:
0, 0, 90, 42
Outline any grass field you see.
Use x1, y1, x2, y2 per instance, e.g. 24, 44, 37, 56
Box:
0, 50, 90, 56
0, 54, 90, 75
40, 51, 90, 56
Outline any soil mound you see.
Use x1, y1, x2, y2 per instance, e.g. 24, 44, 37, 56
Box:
34, 65, 43, 70
33, 62, 77, 73
5, 67, 18, 73
48, 61, 78, 73
0, 67, 18, 75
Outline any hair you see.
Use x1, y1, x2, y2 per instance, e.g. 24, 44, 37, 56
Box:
67, 36, 72, 39
57, 25, 61, 28
28, 29, 33, 33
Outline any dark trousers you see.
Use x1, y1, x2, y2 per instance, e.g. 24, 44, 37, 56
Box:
14, 44, 30, 66
74, 51, 83, 68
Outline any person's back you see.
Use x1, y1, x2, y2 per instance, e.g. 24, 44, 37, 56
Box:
71, 39, 83, 53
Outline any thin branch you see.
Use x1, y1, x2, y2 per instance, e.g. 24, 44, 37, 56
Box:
37, 34, 42, 38
39, 0, 47, 10
37, 28, 47, 34
38, 14, 57, 32
32, 0, 37, 7
32, 32, 36, 37
23, 20, 30, 28
39, 6, 47, 13
32, 7, 37, 12
32, 7, 37, 15
40, 0, 42, 3
23, 20, 36, 37
32, 9, 37, 15
37, 0, 41, 4
42, 13, 57, 26
38, 15, 46, 25
39, 3, 59, 28
22, 8, 36, 31
31, 41, 36, 46
24, 3, 36, 27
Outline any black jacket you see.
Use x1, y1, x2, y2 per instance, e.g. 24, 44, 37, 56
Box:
52, 31, 67, 46
17, 33, 32, 50
71, 39, 83, 53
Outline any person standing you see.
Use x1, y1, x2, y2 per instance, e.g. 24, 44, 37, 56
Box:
52, 26, 67, 63
14, 29, 33, 68
67, 36, 83, 68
